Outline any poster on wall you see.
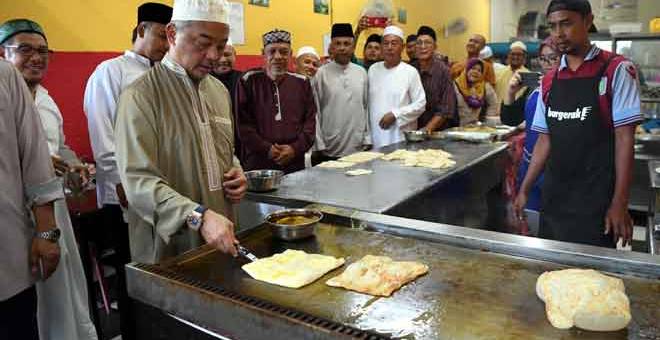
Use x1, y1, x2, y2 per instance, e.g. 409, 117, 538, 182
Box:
314, 0, 329, 15
249, 0, 269, 7
229, 2, 245, 45
398, 8, 407, 24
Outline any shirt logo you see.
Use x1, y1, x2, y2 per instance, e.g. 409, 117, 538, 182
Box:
547, 106, 591, 122
599, 77, 607, 96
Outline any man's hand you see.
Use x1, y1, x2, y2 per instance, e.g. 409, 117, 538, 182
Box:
273, 144, 296, 166
512, 193, 528, 222
200, 210, 238, 257
605, 202, 633, 247
116, 183, 128, 208
223, 168, 247, 204
269, 145, 281, 160
379, 112, 396, 130
30, 237, 60, 281
52, 155, 69, 177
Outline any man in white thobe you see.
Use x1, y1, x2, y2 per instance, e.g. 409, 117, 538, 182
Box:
368, 26, 426, 148
313, 23, 370, 161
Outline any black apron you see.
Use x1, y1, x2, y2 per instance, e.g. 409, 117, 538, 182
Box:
540, 56, 616, 248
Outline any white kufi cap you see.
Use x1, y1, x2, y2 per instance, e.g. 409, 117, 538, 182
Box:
172, 0, 230, 24
509, 41, 527, 52
383, 25, 404, 40
479, 46, 493, 59
296, 46, 319, 59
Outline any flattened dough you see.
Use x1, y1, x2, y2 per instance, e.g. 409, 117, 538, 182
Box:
345, 169, 373, 176
382, 149, 456, 169
326, 255, 428, 297
338, 152, 384, 164
242, 250, 345, 289
536, 269, 631, 331
317, 160, 355, 168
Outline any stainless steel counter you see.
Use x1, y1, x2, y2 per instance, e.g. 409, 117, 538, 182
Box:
127, 206, 660, 340
647, 160, 660, 255
247, 139, 508, 226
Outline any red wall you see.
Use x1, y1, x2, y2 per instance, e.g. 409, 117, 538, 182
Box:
42, 52, 264, 161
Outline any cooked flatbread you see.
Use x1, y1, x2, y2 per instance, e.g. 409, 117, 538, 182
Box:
242, 250, 345, 289
383, 149, 456, 169
345, 169, 373, 176
536, 269, 631, 331
326, 255, 428, 297
338, 152, 384, 164
317, 160, 355, 168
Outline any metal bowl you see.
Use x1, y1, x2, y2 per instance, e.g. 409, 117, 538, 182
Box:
265, 209, 323, 241
245, 170, 284, 192
404, 130, 429, 143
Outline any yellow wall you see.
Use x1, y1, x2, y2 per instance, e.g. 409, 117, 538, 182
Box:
0, 0, 489, 61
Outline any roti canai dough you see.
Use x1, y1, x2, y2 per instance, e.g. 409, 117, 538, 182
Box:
338, 151, 384, 164
242, 250, 345, 289
317, 160, 355, 168
382, 149, 456, 169
536, 269, 632, 331
345, 169, 373, 176
326, 255, 429, 297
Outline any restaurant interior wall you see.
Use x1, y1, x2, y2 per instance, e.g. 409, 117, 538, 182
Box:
0, 0, 489, 159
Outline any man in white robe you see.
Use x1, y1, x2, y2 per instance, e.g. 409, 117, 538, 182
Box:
368, 26, 426, 148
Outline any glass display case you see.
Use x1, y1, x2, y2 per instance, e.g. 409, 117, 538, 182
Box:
613, 33, 660, 118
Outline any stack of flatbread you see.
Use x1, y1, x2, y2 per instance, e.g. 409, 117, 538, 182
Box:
338, 152, 384, 164
242, 250, 345, 289
536, 269, 632, 331
317, 160, 355, 169
382, 149, 456, 169
326, 255, 429, 297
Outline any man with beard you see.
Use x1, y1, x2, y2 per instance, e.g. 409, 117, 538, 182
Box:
237, 29, 317, 173
368, 25, 426, 148
211, 39, 243, 160
115, 0, 247, 265
495, 41, 529, 106
450, 33, 496, 87
514, 0, 641, 248
312, 23, 370, 162
294, 46, 321, 78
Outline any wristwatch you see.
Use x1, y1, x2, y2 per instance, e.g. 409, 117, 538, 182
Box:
35, 228, 61, 242
186, 205, 208, 232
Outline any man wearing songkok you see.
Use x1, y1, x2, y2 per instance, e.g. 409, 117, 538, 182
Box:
312, 23, 370, 162
0, 60, 62, 340
368, 25, 426, 148
115, 0, 247, 266
361, 33, 382, 70
451, 33, 496, 87
411, 25, 457, 132
495, 41, 530, 105
295, 46, 321, 78
237, 29, 317, 173
0, 18, 97, 340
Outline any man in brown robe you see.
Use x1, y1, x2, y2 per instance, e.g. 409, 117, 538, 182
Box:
237, 29, 317, 173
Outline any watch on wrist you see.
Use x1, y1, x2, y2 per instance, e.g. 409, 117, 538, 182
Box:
35, 228, 61, 242
186, 205, 208, 232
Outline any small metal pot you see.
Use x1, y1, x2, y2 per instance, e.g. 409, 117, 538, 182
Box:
265, 209, 323, 241
404, 130, 429, 143
245, 170, 284, 192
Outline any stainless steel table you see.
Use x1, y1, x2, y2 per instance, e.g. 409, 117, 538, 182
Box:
247, 139, 509, 226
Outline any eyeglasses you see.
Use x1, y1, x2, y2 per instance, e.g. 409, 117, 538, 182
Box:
539, 54, 560, 64
3, 44, 51, 57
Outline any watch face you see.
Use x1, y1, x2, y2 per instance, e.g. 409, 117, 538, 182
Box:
53, 229, 61, 239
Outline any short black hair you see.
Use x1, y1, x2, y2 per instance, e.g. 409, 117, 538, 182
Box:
416, 26, 437, 42
406, 34, 417, 44
131, 21, 153, 43
546, 0, 592, 17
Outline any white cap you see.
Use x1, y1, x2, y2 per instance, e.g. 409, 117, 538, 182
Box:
509, 41, 527, 52
479, 46, 493, 59
226, 37, 233, 46
383, 25, 404, 40
171, 0, 230, 24
296, 46, 319, 59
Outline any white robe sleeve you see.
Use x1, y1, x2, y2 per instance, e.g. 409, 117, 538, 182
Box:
392, 67, 427, 128
83, 62, 122, 185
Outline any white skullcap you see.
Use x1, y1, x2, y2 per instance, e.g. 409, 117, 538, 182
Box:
510, 41, 527, 52
296, 46, 319, 59
383, 25, 404, 40
172, 0, 230, 24
479, 46, 493, 59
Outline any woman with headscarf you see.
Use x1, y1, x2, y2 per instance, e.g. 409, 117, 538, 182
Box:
503, 37, 561, 214
453, 58, 498, 126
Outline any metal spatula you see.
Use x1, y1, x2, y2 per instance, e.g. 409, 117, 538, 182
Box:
237, 245, 259, 262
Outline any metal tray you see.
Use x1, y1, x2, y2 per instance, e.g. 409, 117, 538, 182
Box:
127, 209, 660, 340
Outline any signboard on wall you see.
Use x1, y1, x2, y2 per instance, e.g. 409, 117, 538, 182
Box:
229, 2, 245, 45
